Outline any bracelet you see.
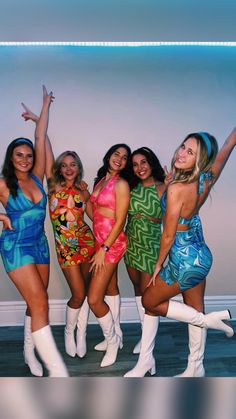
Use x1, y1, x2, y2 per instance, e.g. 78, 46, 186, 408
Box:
101, 244, 110, 252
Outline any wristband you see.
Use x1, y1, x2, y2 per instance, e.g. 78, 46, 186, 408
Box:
101, 244, 110, 252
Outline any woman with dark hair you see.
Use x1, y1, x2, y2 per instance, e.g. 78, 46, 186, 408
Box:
125, 129, 236, 377
87, 143, 131, 367
124, 147, 167, 354
0, 87, 68, 377
21, 106, 95, 361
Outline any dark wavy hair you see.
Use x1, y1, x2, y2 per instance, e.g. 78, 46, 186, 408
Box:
94, 143, 132, 186
130, 146, 165, 189
1, 137, 35, 198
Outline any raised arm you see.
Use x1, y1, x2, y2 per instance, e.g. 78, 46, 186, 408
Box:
21, 88, 55, 181
211, 127, 236, 185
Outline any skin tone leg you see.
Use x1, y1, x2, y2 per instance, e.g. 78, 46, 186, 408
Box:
8, 264, 49, 331
80, 261, 92, 293
88, 262, 119, 318
182, 279, 206, 313
62, 265, 87, 309
142, 275, 181, 316
104, 268, 119, 296
26, 264, 49, 317
126, 264, 154, 295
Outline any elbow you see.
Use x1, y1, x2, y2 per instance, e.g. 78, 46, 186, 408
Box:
162, 232, 175, 246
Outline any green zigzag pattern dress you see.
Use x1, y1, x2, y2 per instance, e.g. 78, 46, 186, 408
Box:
124, 183, 162, 274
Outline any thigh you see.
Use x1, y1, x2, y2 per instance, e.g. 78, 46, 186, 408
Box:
62, 265, 86, 297
139, 272, 153, 295
142, 275, 181, 316
36, 264, 50, 290
80, 261, 92, 290
125, 265, 141, 286
105, 266, 119, 295
8, 264, 49, 310
88, 262, 118, 304
182, 279, 206, 312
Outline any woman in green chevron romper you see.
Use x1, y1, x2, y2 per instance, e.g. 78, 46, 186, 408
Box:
124, 147, 167, 354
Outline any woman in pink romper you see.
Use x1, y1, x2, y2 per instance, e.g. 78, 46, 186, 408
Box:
87, 143, 131, 368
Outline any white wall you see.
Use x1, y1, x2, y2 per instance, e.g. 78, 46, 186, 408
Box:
0, 44, 235, 302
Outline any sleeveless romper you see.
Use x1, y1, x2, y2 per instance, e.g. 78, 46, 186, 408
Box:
159, 192, 213, 291
90, 175, 127, 263
0, 174, 49, 273
49, 186, 95, 268
124, 183, 162, 274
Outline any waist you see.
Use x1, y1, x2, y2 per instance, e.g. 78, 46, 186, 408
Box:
129, 213, 162, 224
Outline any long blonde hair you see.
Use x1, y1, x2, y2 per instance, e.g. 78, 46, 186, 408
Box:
48, 151, 84, 194
171, 132, 218, 186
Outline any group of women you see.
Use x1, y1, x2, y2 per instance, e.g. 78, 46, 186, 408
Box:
0, 86, 235, 377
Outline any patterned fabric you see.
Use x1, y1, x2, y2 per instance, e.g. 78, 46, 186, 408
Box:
124, 183, 162, 274
159, 192, 213, 291
49, 186, 95, 268
0, 175, 49, 272
90, 175, 127, 263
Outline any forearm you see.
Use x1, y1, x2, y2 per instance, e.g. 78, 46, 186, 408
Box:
211, 128, 236, 182
102, 219, 126, 248
155, 232, 175, 267
35, 103, 50, 142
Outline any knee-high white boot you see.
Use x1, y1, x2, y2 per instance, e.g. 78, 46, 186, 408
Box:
133, 296, 145, 354
175, 325, 207, 377
124, 314, 159, 377
76, 298, 90, 358
23, 315, 43, 377
96, 310, 120, 367
167, 300, 234, 337
32, 325, 69, 377
94, 295, 123, 351
64, 305, 80, 357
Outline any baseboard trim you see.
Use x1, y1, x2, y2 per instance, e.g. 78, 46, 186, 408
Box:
0, 295, 236, 326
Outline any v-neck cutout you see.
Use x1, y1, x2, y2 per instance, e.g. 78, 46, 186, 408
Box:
18, 177, 43, 205
92, 175, 117, 200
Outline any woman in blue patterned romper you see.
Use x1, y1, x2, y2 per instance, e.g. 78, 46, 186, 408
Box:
0, 87, 68, 377
125, 129, 236, 377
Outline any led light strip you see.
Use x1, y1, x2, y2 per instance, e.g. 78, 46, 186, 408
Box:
0, 41, 236, 47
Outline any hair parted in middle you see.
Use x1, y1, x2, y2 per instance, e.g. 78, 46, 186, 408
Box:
94, 143, 132, 186
1, 137, 35, 198
130, 146, 165, 189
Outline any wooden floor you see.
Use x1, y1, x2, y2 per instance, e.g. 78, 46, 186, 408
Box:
0, 321, 235, 377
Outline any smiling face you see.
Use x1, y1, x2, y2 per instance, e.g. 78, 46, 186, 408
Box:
60, 155, 80, 184
174, 137, 198, 171
108, 147, 129, 174
132, 153, 153, 183
11, 144, 34, 173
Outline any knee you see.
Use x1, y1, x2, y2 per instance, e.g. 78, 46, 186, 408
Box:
142, 294, 153, 312
87, 293, 99, 311
69, 292, 85, 308
29, 292, 49, 316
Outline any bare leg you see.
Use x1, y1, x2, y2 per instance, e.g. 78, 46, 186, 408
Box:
8, 264, 68, 376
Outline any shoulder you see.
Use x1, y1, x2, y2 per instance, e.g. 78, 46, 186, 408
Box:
115, 177, 130, 192
0, 177, 8, 193
166, 182, 185, 203
0, 177, 6, 187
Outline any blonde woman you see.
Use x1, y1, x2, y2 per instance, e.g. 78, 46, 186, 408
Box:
125, 129, 236, 377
